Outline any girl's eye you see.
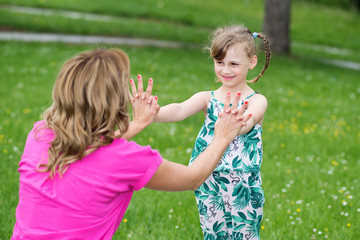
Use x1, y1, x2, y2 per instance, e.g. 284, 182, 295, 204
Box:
216, 61, 223, 64
232, 63, 239, 66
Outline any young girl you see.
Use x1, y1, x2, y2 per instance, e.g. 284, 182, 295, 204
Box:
155, 25, 271, 239
11, 48, 251, 240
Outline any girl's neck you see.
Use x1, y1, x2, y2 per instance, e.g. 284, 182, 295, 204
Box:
218, 83, 253, 98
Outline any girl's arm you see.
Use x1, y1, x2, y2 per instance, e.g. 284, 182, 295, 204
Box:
154, 91, 210, 122
145, 91, 251, 191
237, 94, 268, 135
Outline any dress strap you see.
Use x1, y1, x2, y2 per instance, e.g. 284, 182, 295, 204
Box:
245, 91, 259, 100
211, 91, 214, 98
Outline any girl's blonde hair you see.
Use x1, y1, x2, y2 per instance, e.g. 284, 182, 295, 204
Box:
209, 25, 271, 83
39, 48, 130, 177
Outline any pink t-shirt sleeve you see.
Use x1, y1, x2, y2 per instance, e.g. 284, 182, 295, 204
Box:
133, 148, 162, 191
94, 138, 163, 193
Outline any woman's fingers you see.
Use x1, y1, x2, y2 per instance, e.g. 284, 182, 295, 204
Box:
129, 79, 137, 98
223, 91, 231, 113
130, 75, 154, 100
240, 114, 252, 126
232, 91, 241, 110
137, 74, 144, 96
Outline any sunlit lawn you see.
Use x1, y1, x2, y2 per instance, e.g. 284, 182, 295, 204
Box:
0, 40, 359, 239
0, 0, 359, 239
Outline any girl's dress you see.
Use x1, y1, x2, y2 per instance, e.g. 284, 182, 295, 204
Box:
190, 91, 265, 240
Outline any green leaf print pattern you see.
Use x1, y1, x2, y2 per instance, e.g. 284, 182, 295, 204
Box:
191, 95, 265, 239
233, 210, 262, 239
232, 181, 250, 210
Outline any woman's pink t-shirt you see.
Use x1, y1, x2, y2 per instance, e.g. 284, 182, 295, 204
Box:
12, 121, 163, 240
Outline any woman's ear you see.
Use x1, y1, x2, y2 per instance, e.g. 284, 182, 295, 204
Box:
249, 55, 258, 69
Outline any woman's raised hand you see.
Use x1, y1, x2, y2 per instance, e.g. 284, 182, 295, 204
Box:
129, 74, 160, 129
214, 91, 251, 143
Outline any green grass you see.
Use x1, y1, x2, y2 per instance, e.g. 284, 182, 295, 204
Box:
1, 40, 359, 239
1, 0, 360, 54
0, 0, 359, 239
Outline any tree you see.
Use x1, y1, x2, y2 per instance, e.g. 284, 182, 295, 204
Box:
263, 0, 291, 54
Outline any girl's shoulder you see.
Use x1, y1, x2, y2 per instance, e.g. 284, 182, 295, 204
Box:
245, 92, 267, 105
191, 91, 212, 104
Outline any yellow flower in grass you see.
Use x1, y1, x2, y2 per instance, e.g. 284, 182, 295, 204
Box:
296, 208, 301, 212
261, 226, 265, 230
22, 108, 32, 114
123, 219, 128, 223
331, 160, 339, 166
347, 223, 351, 227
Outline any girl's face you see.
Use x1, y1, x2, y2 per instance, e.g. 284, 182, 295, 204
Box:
214, 42, 257, 88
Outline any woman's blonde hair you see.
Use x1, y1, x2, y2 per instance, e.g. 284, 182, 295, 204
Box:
208, 25, 271, 83
38, 48, 130, 177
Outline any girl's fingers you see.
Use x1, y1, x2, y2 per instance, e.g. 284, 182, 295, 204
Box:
145, 78, 153, 97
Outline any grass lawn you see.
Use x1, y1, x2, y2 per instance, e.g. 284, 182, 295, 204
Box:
0, 40, 359, 239
0, 0, 359, 239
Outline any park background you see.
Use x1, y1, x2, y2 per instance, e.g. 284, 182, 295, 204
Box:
0, 0, 359, 239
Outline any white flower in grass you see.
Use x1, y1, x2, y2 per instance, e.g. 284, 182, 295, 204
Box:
318, 231, 322, 235
313, 228, 317, 232
320, 190, 325, 194
175, 225, 179, 229
281, 188, 287, 193
357, 208, 360, 212
342, 201, 348, 206
327, 205, 332, 209
344, 212, 349, 217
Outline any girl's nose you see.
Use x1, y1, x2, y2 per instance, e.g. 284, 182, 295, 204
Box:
222, 66, 231, 74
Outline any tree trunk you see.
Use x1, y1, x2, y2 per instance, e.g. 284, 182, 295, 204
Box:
263, 0, 291, 54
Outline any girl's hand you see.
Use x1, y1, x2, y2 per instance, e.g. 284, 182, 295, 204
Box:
215, 91, 251, 143
129, 74, 160, 129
